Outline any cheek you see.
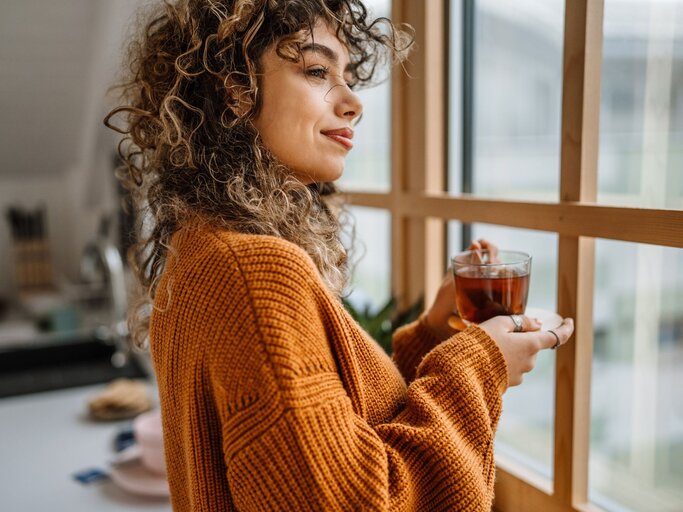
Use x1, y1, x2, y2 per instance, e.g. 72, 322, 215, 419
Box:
289, 83, 327, 119
268, 93, 320, 137
254, 79, 337, 176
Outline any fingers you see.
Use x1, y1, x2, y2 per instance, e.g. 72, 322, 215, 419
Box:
467, 239, 499, 263
507, 314, 542, 333
468, 240, 484, 264
495, 315, 574, 349
478, 238, 498, 259
539, 318, 574, 349
480, 315, 575, 389
468, 238, 495, 250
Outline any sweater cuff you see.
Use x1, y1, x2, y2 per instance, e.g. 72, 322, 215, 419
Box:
468, 324, 509, 395
417, 324, 509, 397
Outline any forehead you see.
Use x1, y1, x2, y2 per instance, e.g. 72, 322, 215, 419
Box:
306, 19, 351, 63
259, 18, 352, 73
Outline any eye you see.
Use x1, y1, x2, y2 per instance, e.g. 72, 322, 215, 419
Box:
306, 66, 329, 80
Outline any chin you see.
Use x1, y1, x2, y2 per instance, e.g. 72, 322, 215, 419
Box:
326, 168, 344, 183
294, 164, 344, 184
320, 161, 345, 182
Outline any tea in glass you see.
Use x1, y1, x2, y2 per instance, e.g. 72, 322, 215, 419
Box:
451, 250, 531, 324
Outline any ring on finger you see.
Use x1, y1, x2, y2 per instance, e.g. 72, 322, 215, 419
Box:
510, 314, 524, 333
549, 329, 561, 349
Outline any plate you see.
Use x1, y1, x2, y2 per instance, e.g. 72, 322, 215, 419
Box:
109, 458, 170, 498
447, 308, 564, 331
525, 307, 564, 331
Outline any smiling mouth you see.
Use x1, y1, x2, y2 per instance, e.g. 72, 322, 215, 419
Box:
321, 128, 354, 150
322, 133, 353, 150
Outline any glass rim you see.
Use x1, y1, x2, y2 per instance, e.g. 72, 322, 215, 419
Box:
450, 249, 532, 267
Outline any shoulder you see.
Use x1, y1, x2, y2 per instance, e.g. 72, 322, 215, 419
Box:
167, 224, 337, 375
171, 225, 316, 277
166, 224, 318, 286
155, 224, 342, 407
214, 230, 319, 280
162, 224, 324, 316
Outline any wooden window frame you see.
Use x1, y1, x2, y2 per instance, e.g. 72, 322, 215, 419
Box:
346, 0, 683, 510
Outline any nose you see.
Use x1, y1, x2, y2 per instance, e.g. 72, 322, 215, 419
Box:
333, 85, 363, 124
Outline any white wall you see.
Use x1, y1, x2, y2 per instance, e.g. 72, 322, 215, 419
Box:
0, 0, 145, 298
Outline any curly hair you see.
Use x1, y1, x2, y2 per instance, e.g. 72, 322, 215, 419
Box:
105, 0, 413, 348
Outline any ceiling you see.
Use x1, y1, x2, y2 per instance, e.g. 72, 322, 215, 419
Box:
0, 0, 141, 178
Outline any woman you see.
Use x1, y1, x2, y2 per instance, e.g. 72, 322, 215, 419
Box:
107, 0, 574, 510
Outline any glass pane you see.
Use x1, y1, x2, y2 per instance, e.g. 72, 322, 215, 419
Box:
598, 1, 683, 210
590, 241, 683, 510
448, 222, 558, 479
448, 0, 565, 200
344, 206, 391, 314
338, 0, 391, 192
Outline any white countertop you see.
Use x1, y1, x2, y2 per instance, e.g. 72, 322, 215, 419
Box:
0, 383, 172, 511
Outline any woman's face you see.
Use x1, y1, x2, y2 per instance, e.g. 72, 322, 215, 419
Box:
251, 20, 363, 184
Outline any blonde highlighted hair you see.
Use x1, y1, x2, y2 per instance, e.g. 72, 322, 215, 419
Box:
105, 0, 412, 347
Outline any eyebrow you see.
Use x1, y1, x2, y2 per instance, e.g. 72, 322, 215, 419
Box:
300, 43, 352, 72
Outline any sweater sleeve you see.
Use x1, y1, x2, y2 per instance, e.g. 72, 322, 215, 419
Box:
391, 314, 446, 383
207, 235, 510, 512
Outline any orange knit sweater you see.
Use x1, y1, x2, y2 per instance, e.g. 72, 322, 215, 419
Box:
150, 223, 509, 511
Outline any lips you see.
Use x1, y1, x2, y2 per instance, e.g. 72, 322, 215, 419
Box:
321, 127, 354, 150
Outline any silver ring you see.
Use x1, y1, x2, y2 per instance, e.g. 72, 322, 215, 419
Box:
510, 315, 524, 332
549, 329, 561, 349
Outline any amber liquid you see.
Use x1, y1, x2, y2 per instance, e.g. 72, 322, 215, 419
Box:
454, 270, 530, 324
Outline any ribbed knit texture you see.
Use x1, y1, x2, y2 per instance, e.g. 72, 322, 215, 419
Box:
149, 223, 509, 511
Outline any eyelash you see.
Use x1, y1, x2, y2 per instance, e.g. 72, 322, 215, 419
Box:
306, 66, 329, 80
306, 66, 354, 89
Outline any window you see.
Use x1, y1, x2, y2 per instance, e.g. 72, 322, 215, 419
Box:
346, 1, 683, 510
339, 0, 392, 313
344, 206, 392, 313
590, 241, 683, 510
447, 0, 565, 202
598, 0, 683, 210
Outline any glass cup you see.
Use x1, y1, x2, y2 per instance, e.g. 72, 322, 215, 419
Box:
451, 249, 532, 324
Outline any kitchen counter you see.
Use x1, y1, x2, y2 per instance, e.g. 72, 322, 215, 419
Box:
0, 383, 171, 511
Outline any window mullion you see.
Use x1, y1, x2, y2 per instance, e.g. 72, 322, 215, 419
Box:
554, 0, 604, 508
391, 0, 447, 309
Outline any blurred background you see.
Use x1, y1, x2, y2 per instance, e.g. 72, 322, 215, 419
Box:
0, 0, 682, 511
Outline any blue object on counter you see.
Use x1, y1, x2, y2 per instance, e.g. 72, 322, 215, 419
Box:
113, 425, 136, 453
72, 468, 109, 485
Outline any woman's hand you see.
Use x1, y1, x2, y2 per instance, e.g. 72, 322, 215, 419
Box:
478, 315, 575, 387
422, 237, 574, 388
424, 239, 498, 341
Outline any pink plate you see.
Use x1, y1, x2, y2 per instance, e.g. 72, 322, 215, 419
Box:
110, 459, 170, 498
